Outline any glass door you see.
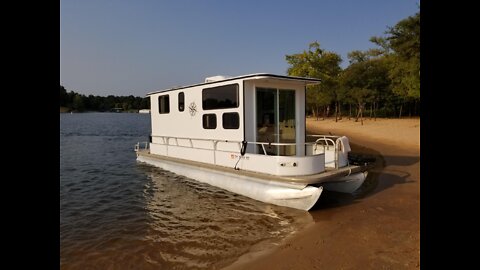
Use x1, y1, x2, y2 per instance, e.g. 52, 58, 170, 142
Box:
279, 90, 296, 155
256, 88, 296, 156
256, 88, 278, 155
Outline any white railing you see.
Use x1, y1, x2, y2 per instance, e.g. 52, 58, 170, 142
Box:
307, 135, 345, 169
134, 141, 149, 152
149, 135, 329, 156
142, 134, 348, 169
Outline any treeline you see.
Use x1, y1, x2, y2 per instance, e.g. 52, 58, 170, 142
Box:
286, 10, 419, 123
59, 85, 150, 112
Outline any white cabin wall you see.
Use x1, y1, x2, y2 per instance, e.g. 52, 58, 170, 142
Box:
150, 79, 245, 150
146, 75, 320, 176
296, 88, 306, 156
243, 81, 256, 154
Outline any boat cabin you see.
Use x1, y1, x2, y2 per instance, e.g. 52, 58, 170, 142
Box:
146, 73, 348, 177
137, 73, 371, 210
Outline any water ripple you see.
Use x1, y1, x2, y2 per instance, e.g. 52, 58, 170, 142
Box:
60, 113, 313, 269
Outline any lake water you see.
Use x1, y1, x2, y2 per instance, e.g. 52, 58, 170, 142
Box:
60, 113, 313, 269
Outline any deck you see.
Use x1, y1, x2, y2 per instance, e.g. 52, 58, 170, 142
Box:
136, 150, 369, 187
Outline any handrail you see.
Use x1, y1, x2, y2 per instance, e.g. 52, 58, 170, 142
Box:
143, 134, 349, 170
309, 135, 346, 169
307, 134, 341, 139
134, 141, 149, 152
152, 135, 320, 146
150, 135, 335, 156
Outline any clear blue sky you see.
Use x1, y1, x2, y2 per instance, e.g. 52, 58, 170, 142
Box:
60, 0, 419, 96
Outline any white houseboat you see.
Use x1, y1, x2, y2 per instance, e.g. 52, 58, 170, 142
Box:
135, 73, 372, 211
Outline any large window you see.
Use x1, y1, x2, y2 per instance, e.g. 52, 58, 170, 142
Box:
158, 95, 170, 114
202, 114, 217, 129
222, 112, 239, 129
178, 92, 185, 112
256, 88, 296, 156
202, 84, 239, 110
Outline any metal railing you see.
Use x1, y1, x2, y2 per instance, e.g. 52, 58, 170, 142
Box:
140, 134, 347, 168
307, 135, 344, 169
134, 141, 149, 152
149, 135, 329, 156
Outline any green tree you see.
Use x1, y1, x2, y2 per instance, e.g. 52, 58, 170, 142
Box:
376, 12, 420, 117
286, 42, 342, 120
60, 85, 68, 107
341, 54, 390, 124
72, 94, 85, 111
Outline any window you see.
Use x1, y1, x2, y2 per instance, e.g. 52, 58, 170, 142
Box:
202, 114, 217, 129
178, 92, 185, 112
202, 84, 239, 110
222, 112, 239, 129
158, 95, 170, 114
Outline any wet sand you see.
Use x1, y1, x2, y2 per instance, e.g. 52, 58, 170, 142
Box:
229, 117, 420, 269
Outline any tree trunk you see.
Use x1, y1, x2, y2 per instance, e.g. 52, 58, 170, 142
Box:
322, 106, 326, 120
399, 103, 403, 118
374, 101, 378, 121
360, 103, 364, 125
349, 104, 352, 120
338, 102, 342, 120
315, 105, 319, 121
335, 102, 338, 122
355, 104, 361, 122
369, 103, 373, 118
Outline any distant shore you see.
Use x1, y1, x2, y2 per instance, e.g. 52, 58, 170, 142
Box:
60, 107, 147, 113
228, 117, 420, 269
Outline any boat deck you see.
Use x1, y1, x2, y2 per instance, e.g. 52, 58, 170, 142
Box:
136, 150, 369, 186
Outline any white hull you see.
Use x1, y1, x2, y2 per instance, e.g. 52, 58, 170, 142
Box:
137, 154, 323, 211
322, 172, 367, 193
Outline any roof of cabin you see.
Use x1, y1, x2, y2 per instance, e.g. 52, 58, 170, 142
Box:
146, 73, 321, 96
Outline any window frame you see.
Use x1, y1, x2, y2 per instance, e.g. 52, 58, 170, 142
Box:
202, 83, 239, 110
202, 113, 217, 129
222, 112, 240, 129
158, 94, 170, 114
178, 92, 185, 112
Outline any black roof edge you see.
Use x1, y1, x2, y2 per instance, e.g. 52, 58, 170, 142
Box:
146, 73, 321, 96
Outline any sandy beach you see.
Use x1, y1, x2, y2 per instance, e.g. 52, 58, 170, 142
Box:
229, 117, 420, 269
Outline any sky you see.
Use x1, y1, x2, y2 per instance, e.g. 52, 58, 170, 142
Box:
60, 0, 419, 97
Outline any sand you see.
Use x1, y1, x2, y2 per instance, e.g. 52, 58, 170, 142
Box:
306, 117, 420, 151
228, 117, 420, 269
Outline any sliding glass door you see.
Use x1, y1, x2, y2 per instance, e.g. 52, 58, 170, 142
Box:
256, 88, 296, 156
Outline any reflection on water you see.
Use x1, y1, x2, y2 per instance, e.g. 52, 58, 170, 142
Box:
60, 113, 313, 269
141, 165, 313, 269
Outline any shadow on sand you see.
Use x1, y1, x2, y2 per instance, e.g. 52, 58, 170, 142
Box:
309, 143, 419, 211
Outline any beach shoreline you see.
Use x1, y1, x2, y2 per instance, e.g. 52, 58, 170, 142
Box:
226, 117, 420, 269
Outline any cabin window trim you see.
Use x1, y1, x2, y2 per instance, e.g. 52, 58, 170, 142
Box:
202, 114, 217, 129
158, 94, 170, 114
222, 112, 240, 129
178, 92, 185, 112
202, 83, 239, 110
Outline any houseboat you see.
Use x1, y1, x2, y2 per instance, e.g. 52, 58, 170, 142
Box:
135, 73, 372, 211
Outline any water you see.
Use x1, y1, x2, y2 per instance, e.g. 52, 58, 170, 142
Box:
60, 113, 312, 269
